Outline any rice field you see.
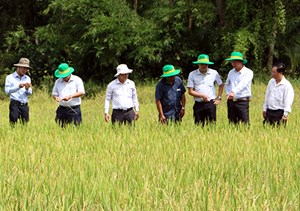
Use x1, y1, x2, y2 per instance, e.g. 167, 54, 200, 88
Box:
0, 81, 300, 210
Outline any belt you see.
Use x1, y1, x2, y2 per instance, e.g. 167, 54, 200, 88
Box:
229, 97, 250, 102
59, 105, 80, 109
113, 107, 133, 112
10, 99, 28, 106
195, 99, 214, 104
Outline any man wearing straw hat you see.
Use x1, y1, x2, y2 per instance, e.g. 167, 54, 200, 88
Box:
104, 64, 139, 125
5, 58, 32, 124
187, 54, 224, 126
155, 64, 186, 124
52, 63, 85, 127
225, 51, 253, 124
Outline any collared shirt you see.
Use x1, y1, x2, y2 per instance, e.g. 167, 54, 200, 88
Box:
263, 77, 294, 114
104, 78, 139, 114
5, 71, 32, 103
225, 66, 253, 98
52, 74, 85, 107
187, 68, 223, 102
155, 76, 186, 117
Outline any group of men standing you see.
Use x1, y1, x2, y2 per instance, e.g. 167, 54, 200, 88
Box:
155, 51, 294, 126
4, 51, 294, 127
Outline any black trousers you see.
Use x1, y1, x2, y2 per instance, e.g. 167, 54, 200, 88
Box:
9, 99, 29, 124
227, 100, 250, 124
193, 100, 216, 126
55, 105, 82, 127
264, 109, 285, 126
112, 108, 135, 125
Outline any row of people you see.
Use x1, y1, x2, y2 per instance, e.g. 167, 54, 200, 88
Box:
4, 51, 294, 127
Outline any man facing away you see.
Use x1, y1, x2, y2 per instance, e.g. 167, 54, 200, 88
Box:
187, 54, 224, 126
155, 64, 186, 124
263, 62, 294, 126
225, 52, 253, 125
104, 64, 139, 125
5, 58, 32, 125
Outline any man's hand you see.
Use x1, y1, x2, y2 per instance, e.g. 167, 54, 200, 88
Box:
135, 112, 139, 120
24, 83, 31, 90
179, 108, 185, 118
227, 91, 235, 100
104, 113, 110, 122
159, 113, 166, 124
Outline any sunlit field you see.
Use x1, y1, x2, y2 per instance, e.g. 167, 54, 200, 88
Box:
0, 81, 300, 210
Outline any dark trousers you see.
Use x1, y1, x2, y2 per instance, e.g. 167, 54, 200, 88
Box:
112, 108, 135, 125
264, 109, 285, 126
55, 105, 82, 127
193, 101, 216, 126
9, 99, 29, 124
227, 100, 249, 124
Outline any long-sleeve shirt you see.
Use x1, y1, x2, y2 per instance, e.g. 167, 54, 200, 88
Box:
104, 78, 139, 114
5, 71, 32, 103
263, 77, 294, 115
225, 66, 253, 98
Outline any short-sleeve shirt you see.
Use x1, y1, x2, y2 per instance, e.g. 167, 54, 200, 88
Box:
187, 68, 223, 102
52, 74, 85, 107
155, 76, 186, 117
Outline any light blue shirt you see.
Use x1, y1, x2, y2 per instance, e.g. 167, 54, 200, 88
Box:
225, 66, 253, 99
5, 71, 32, 103
187, 68, 223, 102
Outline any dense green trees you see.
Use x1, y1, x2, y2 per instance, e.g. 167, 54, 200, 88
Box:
0, 0, 299, 84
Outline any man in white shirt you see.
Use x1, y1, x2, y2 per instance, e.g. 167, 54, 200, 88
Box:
187, 54, 224, 126
5, 58, 32, 124
104, 64, 139, 125
52, 63, 85, 127
263, 62, 294, 126
225, 52, 253, 124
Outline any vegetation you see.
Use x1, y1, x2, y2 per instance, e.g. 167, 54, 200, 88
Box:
0, 82, 299, 209
1, 0, 300, 85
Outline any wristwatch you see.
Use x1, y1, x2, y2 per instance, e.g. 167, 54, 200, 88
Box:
181, 107, 185, 110
217, 96, 222, 100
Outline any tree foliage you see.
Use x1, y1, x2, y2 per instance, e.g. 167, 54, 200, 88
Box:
1, 0, 300, 84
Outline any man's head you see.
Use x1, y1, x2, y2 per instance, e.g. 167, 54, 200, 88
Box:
14, 58, 31, 77
160, 64, 180, 78
192, 54, 214, 73
272, 62, 286, 79
115, 64, 133, 83
225, 52, 247, 71
55, 63, 74, 79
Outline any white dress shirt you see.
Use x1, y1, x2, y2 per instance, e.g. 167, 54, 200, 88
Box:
5, 71, 32, 103
263, 77, 294, 115
225, 66, 253, 98
187, 68, 223, 102
52, 75, 85, 107
104, 78, 139, 114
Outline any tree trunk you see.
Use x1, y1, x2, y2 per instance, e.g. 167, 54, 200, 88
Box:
133, 0, 138, 12
267, 25, 277, 72
215, 0, 225, 26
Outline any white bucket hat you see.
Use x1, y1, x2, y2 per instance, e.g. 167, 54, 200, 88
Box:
114, 64, 133, 77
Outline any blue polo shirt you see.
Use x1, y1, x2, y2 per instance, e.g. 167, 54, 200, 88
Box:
155, 76, 186, 118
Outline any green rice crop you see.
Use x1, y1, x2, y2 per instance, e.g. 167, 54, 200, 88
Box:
0, 82, 299, 210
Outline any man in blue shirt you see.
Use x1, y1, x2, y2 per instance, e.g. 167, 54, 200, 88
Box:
155, 64, 186, 124
5, 58, 33, 124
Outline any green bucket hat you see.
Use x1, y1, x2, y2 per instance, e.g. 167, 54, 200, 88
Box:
192, 54, 214, 65
161, 64, 181, 78
225, 52, 248, 64
54, 63, 75, 78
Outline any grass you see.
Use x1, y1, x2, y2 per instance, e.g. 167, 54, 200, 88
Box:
0, 81, 299, 210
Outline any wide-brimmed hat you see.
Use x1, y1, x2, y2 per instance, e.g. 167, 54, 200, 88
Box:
192, 54, 214, 65
225, 52, 247, 64
14, 58, 32, 69
114, 64, 133, 77
161, 64, 181, 78
54, 63, 74, 78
